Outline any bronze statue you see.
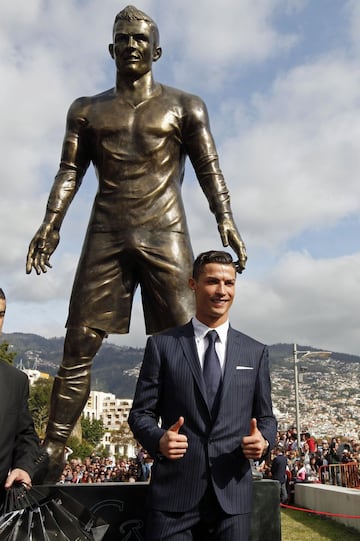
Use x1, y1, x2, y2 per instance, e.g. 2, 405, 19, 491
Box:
26, 5, 247, 482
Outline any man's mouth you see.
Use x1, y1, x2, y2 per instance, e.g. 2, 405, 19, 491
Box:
211, 298, 227, 305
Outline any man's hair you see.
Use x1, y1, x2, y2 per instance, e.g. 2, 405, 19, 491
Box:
0, 288, 5, 300
192, 251, 235, 280
113, 5, 160, 48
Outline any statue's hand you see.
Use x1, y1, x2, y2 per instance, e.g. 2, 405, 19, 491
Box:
217, 214, 247, 273
26, 225, 60, 275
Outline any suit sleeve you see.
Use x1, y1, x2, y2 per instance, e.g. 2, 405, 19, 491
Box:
252, 346, 277, 451
12, 374, 42, 478
129, 337, 166, 458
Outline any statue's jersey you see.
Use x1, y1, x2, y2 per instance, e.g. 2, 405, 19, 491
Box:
60, 83, 228, 233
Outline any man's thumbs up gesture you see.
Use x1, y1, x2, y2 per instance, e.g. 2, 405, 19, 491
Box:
159, 416, 188, 459
241, 418, 269, 460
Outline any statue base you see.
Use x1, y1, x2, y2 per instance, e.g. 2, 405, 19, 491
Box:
36, 479, 281, 540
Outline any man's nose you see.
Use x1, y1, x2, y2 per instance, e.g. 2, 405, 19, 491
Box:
127, 35, 136, 47
216, 282, 226, 294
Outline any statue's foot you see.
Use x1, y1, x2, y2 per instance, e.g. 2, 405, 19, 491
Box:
41, 439, 66, 484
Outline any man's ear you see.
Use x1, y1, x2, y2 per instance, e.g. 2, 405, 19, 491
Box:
153, 47, 162, 62
109, 43, 114, 59
188, 277, 196, 291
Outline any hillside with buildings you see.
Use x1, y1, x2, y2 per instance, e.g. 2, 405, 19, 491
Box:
2, 333, 359, 440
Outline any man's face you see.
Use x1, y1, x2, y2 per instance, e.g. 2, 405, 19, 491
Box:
110, 20, 161, 78
189, 263, 236, 327
0, 299, 6, 334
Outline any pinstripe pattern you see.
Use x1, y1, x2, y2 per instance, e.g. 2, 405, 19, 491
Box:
0, 362, 41, 490
129, 321, 277, 515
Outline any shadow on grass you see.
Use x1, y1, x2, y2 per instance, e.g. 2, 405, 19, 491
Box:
281, 508, 359, 541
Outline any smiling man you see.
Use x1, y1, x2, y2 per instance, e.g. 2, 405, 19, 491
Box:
129, 250, 277, 541
26, 5, 247, 482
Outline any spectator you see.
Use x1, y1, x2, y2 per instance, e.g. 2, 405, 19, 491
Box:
271, 447, 288, 503
295, 460, 307, 482
305, 432, 317, 454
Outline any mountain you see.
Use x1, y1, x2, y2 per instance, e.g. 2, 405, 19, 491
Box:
2, 332, 144, 398
2, 333, 359, 399
3, 332, 359, 436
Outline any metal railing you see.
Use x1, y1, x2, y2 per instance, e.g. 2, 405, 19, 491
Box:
319, 462, 360, 489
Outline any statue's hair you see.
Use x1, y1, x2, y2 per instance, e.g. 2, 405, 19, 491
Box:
113, 5, 160, 47
0, 288, 5, 300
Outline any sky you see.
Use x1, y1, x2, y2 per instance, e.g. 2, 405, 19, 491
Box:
1, 0, 359, 355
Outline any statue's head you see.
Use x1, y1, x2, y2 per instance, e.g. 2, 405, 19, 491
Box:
113, 5, 160, 49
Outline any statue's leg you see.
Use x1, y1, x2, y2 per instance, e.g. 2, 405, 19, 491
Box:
43, 326, 105, 483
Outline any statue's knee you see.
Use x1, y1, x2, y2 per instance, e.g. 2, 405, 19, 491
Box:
62, 326, 104, 367
65, 325, 104, 351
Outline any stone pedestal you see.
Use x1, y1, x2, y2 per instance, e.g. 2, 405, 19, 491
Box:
251, 479, 281, 540
37, 479, 281, 540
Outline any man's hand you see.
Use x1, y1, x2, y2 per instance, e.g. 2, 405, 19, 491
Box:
26, 224, 60, 275
5, 468, 32, 489
241, 418, 269, 460
217, 213, 247, 273
159, 416, 188, 460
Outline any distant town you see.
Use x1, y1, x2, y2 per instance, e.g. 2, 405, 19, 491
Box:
4, 332, 360, 444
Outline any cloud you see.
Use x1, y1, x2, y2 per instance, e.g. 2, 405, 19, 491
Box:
216, 53, 360, 248
157, 0, 299, 92
233, 251, 360, 355
0, 0, 359, 356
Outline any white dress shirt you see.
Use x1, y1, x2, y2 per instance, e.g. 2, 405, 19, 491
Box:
192, 317, 229, 376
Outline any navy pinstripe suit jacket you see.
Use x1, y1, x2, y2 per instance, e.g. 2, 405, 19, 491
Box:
0, 362, 41, 493
128, 321, 277, 515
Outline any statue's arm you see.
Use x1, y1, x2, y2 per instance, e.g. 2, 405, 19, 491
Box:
26, 101, 90, 275
184, 98, 247, 272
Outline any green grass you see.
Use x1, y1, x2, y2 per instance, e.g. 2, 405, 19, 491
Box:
281, 508, 359, 540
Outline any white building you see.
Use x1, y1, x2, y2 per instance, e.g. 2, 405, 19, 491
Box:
21, 368, 50, 385
83, 391, 135, 457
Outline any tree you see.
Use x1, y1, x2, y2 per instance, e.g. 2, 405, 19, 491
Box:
66, 436, 94, 461
81, 417, 105, 447
28, 377, 53, 438
0, 342, 17, 364
110, 421, 137, 456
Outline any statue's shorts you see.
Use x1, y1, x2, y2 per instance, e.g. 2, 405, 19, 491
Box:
66, 228, 195, 334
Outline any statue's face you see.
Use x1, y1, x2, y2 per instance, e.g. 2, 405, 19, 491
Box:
110, 19, 160, 78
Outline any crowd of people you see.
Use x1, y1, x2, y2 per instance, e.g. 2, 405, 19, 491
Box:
254, 429, 360, 503
56, 448, 153, 485
55, 429, 360, 498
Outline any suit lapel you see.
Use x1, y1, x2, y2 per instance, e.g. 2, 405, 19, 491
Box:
177, 322, 208, 408
219, 326, 243, 405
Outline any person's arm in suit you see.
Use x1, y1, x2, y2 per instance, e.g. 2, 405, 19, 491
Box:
5, 372, 42, 488
241, 346, 277, 460
129, 336, 188, 460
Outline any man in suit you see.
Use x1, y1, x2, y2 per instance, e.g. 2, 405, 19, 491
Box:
129, 251, 277, 540
0, 288, 43, 507
26, 5, 246, 482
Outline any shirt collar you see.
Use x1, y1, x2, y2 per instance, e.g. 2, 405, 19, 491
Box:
192, 316, 229, 344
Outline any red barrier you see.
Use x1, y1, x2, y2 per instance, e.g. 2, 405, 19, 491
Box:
280, 503, 360, 519
319, 462, 359, 488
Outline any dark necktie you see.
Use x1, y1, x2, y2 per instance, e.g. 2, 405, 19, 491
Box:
203, 330, 222, 413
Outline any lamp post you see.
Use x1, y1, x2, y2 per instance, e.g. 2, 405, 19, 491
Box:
293, 343, 331, 453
